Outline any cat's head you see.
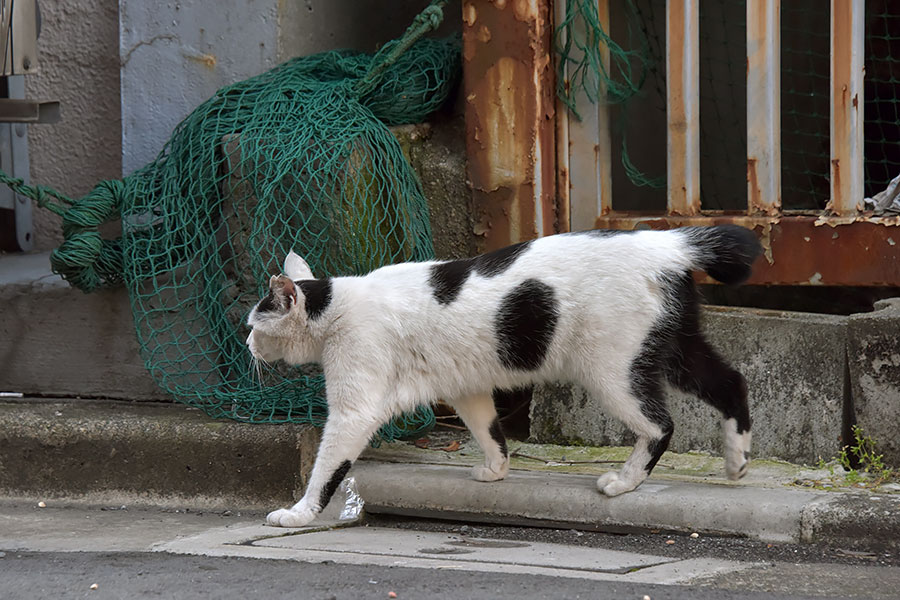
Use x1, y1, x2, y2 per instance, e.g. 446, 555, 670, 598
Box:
245, 250, 317, 364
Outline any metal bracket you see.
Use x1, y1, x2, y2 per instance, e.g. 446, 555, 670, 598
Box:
0, 75, 33, 250
0, 97, 58, 122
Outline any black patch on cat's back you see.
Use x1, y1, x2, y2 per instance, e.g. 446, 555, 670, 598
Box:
429, 241, 532, 305
318, 459, 352, 510
297, 278, 332, 320
495, 279, 559, 371
429, 260, 474, 305
473, 240, 531, 276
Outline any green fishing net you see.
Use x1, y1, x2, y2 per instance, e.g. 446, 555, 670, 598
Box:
1, 1, 459, 443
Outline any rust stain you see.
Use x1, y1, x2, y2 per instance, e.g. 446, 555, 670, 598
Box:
186, 52, 217, 69
464, 0, 555, 251
852, 94, 858, 109
463, 2, 477, 26
830, 159, 841, 215
593, 213, 900, 286
747, 158, 760, 211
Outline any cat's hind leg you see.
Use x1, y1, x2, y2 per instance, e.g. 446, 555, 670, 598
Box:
588, 378, 673, 497
666, 331, 751, 480
451, 392, 509, 482
266, 406, 383, 528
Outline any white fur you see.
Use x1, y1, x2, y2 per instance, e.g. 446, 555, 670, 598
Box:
247, 230, 734, 527
723, 417, 752, 480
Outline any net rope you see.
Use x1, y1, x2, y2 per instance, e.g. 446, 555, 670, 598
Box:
0, 0, 460, 443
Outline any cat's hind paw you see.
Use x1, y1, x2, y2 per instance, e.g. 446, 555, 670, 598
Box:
725, 450, 750, 480
471, 460, 509, 482
723, 419, 751, 481
266, 507, 316, 528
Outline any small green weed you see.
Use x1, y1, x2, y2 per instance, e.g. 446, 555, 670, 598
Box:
799, 425, 896, 491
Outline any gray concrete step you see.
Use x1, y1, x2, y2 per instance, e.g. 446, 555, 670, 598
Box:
3, 398, 898, 554
0, 398, 318, 510
0, 252, 164, 401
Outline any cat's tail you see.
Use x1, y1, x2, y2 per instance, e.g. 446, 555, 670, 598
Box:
681, 225, 763, 285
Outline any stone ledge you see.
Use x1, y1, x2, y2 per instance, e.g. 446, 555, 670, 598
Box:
0, 251, 164, 400
531, 304, 900, 467
0, 399, 319, 510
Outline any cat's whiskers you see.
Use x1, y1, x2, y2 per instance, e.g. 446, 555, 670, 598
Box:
250, 355, 270, 387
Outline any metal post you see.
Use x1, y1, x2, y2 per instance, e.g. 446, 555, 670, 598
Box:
666, 0, 700, 216
559, 0, 612, 232
463, 0, 557, 251
747, 0, 781, 215
830, 0, 865, 215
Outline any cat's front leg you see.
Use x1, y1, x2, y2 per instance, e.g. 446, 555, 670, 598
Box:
266, 408, 382, 528
451, 393, 509, 482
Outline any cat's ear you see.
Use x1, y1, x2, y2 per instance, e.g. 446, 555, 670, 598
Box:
284, 250, 313, 281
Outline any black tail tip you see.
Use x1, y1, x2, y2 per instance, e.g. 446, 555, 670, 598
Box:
689, 225, 763, 286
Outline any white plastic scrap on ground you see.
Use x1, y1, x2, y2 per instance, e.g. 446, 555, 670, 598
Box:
864, 173, 900, 215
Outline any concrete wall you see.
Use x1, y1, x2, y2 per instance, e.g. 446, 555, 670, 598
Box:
119, 0, 461, 174
25, 0, 122, 251
531, 303, 900, 467
22, 0, 461, 249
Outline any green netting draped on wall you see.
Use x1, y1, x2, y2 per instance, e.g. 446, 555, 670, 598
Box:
0, 1, 459, 443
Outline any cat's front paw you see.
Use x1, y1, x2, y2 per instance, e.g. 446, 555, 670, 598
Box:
266, 507, 316, 528
596, 471, 637, 497
471, 460, 509, 482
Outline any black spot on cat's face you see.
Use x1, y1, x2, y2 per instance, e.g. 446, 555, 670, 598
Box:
297, 278, 332, 320
495, 278, 559, 371
430, 241, 532, 305
255, 291, 279, 314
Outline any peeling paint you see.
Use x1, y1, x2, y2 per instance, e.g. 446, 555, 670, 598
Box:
463, 2, 476, 26
464, 0, 556, 251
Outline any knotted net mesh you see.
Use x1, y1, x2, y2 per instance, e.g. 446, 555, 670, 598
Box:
1, 1, 459, 443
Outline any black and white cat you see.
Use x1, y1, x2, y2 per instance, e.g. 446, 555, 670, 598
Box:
246, 225, 762, 528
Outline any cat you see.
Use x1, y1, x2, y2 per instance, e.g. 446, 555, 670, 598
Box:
246, 225, 762, 528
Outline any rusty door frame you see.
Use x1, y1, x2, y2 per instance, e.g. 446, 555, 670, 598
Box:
462, 0, 560, 253
465, 0, 899, 286
592, 0, 899, 286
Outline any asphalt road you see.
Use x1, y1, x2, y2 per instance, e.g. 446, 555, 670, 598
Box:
0, 550, 845, 600
2, 501, 898, 600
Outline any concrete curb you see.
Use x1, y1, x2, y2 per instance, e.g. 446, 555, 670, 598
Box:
353, 461, 900, 552
3, 399, 898, 552
0, 399, 318, 510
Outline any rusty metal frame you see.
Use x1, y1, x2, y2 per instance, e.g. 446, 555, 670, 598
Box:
463, 0, 559, 252
666, 0, 700, 216
829, 0, 865, 216
466, 0, 897, 286
586, 0, 897, 286
555, 0, 612, 232
593, 213, 900, 286
746, 0, 781, 215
